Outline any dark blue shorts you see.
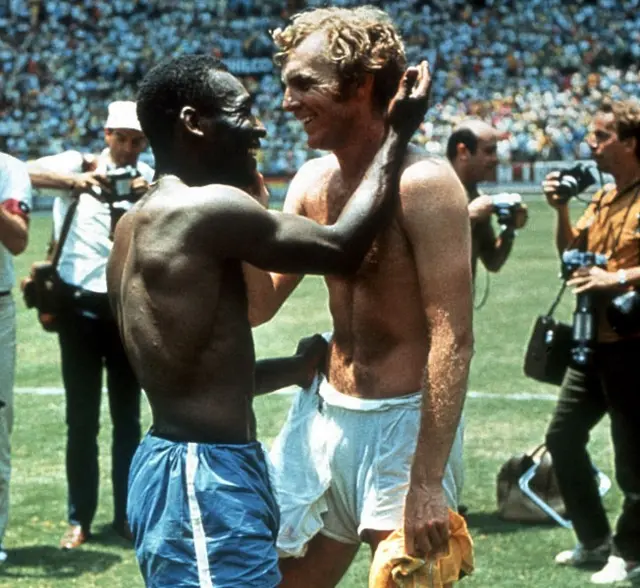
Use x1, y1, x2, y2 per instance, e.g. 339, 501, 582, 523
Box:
127, 433, 281, 587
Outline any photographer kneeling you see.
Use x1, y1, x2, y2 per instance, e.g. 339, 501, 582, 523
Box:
543, 99, 640, 585
27, 101, 154, 549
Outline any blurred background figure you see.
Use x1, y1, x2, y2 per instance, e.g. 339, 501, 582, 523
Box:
27, 100, 153, 550
0, 149, 31, 564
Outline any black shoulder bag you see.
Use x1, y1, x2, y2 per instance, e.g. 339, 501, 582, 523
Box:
523, 281, 572, 386
21, 199, 79, 331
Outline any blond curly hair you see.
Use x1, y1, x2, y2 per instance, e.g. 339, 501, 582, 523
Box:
600, 99, 640, 159
272, 6, 406, 112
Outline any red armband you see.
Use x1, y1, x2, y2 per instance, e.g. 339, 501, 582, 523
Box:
2, 199, 31, 223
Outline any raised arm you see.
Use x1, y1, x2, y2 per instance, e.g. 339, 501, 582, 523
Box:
400, 160, 474, 558
211, 62, 432, 276
542, 171, 582, 254
242, 165, 314, 327
474, 219, 514, 273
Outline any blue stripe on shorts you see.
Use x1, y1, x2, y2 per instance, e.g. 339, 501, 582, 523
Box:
127, 432, 281, 587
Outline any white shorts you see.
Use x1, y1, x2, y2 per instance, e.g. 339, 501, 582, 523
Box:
269, 375, 459, 557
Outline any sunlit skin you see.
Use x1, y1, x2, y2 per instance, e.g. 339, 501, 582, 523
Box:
245, 35, 473, 587
281, 32, 383, 154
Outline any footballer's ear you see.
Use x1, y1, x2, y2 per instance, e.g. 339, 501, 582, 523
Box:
180, 106, 204, 137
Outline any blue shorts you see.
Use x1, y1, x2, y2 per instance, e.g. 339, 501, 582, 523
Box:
128, 432, 281, 587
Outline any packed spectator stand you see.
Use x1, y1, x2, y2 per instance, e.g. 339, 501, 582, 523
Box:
1, 0, 639, 176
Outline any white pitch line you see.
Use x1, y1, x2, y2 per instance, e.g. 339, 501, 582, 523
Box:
15, 387, 559, 401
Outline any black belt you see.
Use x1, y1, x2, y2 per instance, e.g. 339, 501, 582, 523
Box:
0, 291, 11, 297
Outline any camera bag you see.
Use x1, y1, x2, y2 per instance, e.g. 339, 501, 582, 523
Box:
21, 199, 78, 332
496, 444, 566, 523
523, 282, 572, 386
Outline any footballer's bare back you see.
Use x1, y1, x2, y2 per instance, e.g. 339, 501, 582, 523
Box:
107, 176, 257, 444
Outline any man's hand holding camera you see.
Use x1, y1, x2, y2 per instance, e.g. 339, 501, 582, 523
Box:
70, 172, 107, 199
543, 165, 596, 208
70, 169, 148, 204
468, 195, 494, 224
469, 194, 528, 229
567, 265, 622, 295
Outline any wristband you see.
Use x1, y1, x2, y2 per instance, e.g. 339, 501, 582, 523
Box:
617, 269, 628, 286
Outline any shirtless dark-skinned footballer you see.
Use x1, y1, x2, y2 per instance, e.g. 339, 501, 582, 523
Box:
106, 54, 432, 587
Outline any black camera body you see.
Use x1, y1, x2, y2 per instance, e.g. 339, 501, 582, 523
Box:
104, 166, 140, 203
561, 249, 608, 366
491, 193, 524, 228
560, 249, 608, 280
555, 164, 596, 204
607, 289, 640, 336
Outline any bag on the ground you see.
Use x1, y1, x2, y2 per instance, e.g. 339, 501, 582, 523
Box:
496, 444, 566, 523
523, 314, 572, 386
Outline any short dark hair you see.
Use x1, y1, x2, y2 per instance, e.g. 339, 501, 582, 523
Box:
136, 55, 229, 157
446, 127, 479, 161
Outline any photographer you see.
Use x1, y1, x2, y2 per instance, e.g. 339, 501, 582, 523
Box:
27, 101, 153, 550
447, 120, 528, 279
446, 120, 528, 513
544, 99, 640, 585
0, 152, 31, 564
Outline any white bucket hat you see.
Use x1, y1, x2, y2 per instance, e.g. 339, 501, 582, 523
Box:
105, 100, 142, 132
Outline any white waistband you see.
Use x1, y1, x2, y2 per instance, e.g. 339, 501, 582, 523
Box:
317, 376, 421, 412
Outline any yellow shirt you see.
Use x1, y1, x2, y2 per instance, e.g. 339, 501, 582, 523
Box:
575, 181, 640, 342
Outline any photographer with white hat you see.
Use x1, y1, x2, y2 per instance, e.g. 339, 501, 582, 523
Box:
27, 101, 153, 550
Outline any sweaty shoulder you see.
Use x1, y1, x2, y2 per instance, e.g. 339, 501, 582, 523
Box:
284, 154, 337, 213
399, 153, 467, 213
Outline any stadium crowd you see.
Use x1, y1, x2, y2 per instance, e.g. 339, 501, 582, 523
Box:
0, 0, 639, 175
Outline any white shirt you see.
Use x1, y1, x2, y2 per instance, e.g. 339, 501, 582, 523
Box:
0, 152, 32, 291
33, 149, 154, 293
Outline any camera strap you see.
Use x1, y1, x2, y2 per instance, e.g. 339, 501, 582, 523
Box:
546, 281, 567, 317
49, 198, 79, 271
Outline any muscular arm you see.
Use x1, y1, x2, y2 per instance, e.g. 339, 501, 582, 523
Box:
254, 333, 327, 395
401, 160, 474, 555
209, 131, 406, 276
243, 162, 318, 326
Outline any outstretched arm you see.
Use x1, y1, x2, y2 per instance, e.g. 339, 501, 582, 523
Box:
206, 62, 433, 277
254, 334, 327, 395
400, 161, 474, 559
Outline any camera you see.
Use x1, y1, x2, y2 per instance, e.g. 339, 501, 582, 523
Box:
560, 250, 608, 281
555, 164, 596, 204
607, 289, 640, 336
104, 166, 140, 203
561, 249, 608, 366
491, 193, 526, 228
